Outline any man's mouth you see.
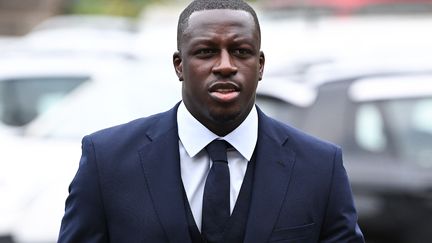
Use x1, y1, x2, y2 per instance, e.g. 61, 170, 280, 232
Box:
208, 82, 240, 103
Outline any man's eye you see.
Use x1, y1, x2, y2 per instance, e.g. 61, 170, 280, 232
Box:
195, 49, 216, 57
232, 49, 252, 57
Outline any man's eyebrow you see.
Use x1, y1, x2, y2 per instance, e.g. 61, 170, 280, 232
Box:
188, 38, 217, 45
191, 35, 255, 42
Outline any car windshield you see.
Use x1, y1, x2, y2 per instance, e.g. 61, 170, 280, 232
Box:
0, 76, 88, 126
24, 63, 182, 140
355, 97, 432, 168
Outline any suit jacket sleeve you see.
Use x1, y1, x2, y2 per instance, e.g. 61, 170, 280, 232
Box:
319, 147, 365, 242
58, 136, 109, 243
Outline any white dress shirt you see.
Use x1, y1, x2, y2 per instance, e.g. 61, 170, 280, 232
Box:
177, 102, 258, 231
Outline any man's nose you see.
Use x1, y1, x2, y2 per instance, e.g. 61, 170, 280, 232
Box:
212, 50, 238, 77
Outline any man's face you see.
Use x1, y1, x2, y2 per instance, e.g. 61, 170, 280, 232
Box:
173, 9, 265, 136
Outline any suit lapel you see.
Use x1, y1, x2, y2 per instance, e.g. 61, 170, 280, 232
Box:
244, 109, 296, 243
137, 106, 296, 242
138, 105, 191, 243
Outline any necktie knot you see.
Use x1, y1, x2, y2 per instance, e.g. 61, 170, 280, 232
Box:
206, 140, 229, 163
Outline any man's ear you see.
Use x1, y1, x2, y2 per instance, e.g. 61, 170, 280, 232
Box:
258, 51, 265, 81
173, 51, 184, 81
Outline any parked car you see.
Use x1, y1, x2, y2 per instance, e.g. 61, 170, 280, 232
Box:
0, 55, 137, 135
256, 62, 432, 243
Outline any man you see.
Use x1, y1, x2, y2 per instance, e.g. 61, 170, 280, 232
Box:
58, 0, 364, 242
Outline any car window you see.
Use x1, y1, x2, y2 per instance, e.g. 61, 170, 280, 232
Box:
412, 100, 432, 134
392, 98, 432, 168
354, 98, 432, 168
0, 76, 89, 127
355, 104, 387, 153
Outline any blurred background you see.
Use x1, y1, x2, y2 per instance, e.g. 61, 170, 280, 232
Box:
1, 0, 432, 242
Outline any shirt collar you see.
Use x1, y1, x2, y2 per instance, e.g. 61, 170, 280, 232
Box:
177, 102, 258, 161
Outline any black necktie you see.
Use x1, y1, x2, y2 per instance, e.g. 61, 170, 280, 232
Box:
202, 139, 230, 243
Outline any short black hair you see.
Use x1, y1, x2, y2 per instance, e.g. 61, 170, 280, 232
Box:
176, 0, 261, 50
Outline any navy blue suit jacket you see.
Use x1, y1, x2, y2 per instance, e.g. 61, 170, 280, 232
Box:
58, 104, 364, 242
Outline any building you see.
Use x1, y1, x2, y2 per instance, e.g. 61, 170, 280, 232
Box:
0, 0, 67, 35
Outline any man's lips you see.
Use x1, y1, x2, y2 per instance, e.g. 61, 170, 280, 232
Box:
208, 81, 240, 102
